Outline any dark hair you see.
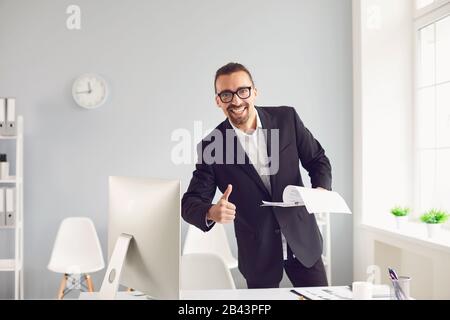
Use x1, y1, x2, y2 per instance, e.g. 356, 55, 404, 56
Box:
214, 62, 254, 93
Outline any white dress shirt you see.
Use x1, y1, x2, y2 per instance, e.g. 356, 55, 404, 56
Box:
228, 110, 288, 260
229, 110, 271, 193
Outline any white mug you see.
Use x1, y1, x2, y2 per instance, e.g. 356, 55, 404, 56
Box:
352, 281, 373, 300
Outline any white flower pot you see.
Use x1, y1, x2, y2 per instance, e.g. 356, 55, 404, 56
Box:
395, 216, 408, 229
426, 223, 441, 238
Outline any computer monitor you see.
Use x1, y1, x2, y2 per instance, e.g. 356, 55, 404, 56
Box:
99, 176, 180, 300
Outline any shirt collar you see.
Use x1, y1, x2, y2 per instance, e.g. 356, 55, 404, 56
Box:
229, 108, 263, 135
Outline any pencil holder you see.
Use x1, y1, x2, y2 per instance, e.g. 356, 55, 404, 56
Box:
390, 276, 411, 300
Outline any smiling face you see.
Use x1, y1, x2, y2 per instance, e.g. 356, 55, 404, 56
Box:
215, 71, 258, 130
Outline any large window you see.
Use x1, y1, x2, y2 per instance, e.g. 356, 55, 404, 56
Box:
417, 0, 436, 10
415, 2, 450, 216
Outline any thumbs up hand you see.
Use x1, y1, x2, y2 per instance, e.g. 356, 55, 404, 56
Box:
207, 184, 236, 224
221, 184, 232, 201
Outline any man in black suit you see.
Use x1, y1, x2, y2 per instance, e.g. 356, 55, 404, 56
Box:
182, 62, 332, 289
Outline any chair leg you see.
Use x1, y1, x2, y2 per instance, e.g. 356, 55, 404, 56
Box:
57, 274, 68, 300
57, 273, 95, 298
85, 274, 94, 292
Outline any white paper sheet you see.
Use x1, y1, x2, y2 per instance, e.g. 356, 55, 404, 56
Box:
293, 285, 391, 300
260, 185, 352, 214
294, 286, 353, 300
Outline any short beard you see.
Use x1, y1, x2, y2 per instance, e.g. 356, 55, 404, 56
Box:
227, 103, 250, 126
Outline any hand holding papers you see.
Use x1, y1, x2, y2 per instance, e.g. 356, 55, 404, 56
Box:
261, 185, 351, 214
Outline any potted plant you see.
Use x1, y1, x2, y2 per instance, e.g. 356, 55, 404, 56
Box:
420, 209, 449, 238
390, 206, 410, 229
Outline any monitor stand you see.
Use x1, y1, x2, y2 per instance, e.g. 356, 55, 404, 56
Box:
97, 233, 133, 300
78, 233, 155, 300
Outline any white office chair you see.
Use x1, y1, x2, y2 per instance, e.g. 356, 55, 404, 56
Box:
181, 253, 236, 290
48, 217, 105, 299
183, 224, 238, 269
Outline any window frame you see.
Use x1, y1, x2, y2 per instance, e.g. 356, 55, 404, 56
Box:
415, 0, 450, 19
413, 2, 450, 219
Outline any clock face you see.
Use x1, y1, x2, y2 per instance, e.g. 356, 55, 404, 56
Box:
72, 74, 108, 109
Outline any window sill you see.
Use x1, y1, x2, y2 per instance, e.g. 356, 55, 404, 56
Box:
360, 221, 450, 254
414, 0, 450, 19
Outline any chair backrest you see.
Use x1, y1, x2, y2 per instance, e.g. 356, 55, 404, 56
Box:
183, 224, 238, 269
181, 253, 236, 290
48, 217, 105, 274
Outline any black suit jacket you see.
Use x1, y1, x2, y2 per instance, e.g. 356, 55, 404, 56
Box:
181, 106, 332, 284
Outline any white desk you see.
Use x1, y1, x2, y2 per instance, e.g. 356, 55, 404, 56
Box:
182, 285, 391, 300
80, 285, 391, 300
181, 287, 329, 300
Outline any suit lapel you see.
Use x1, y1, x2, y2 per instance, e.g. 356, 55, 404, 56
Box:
222, 116, 271, 199
256, 107, 277, 198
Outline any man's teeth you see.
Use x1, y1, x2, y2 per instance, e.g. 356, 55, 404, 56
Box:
232, 106, 246, 114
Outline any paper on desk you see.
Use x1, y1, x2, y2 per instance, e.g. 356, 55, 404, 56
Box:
261, 185, 351, 214
292, 285, 391, 300
294, 287, 353, 300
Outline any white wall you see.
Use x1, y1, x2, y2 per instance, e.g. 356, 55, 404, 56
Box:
353, 0, 414, 282
360, 0, 414, 227
354, 0, 450, 299
0, 0, 353, 298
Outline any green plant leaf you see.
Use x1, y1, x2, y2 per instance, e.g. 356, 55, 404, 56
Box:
420, 209, 449, 224
390, 206, 410, 217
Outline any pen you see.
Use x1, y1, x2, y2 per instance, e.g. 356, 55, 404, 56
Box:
388, 267, 407, 300
388, 267, 399, 280
388, 267, 401, 299
290, 289, 311, 300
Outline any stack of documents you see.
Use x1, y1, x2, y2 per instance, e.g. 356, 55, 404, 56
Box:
292, 285, 391, 300
261, 185, 351, 214
0, 187, 15, 226
0, 97, 16, 136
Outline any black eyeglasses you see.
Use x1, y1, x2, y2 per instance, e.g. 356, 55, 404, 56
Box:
217, 86, 252, 103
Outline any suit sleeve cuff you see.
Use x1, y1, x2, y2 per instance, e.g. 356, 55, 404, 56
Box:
312, 177, 332, 191
205, 218, 215, 228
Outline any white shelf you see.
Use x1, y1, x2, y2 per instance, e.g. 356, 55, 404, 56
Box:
0, 222, 22, 229
361, 221, 450, 254
0, 177, 18, 184
0, 115, 24, 299
315, 212, 331, 284
0, 259, 15, 271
